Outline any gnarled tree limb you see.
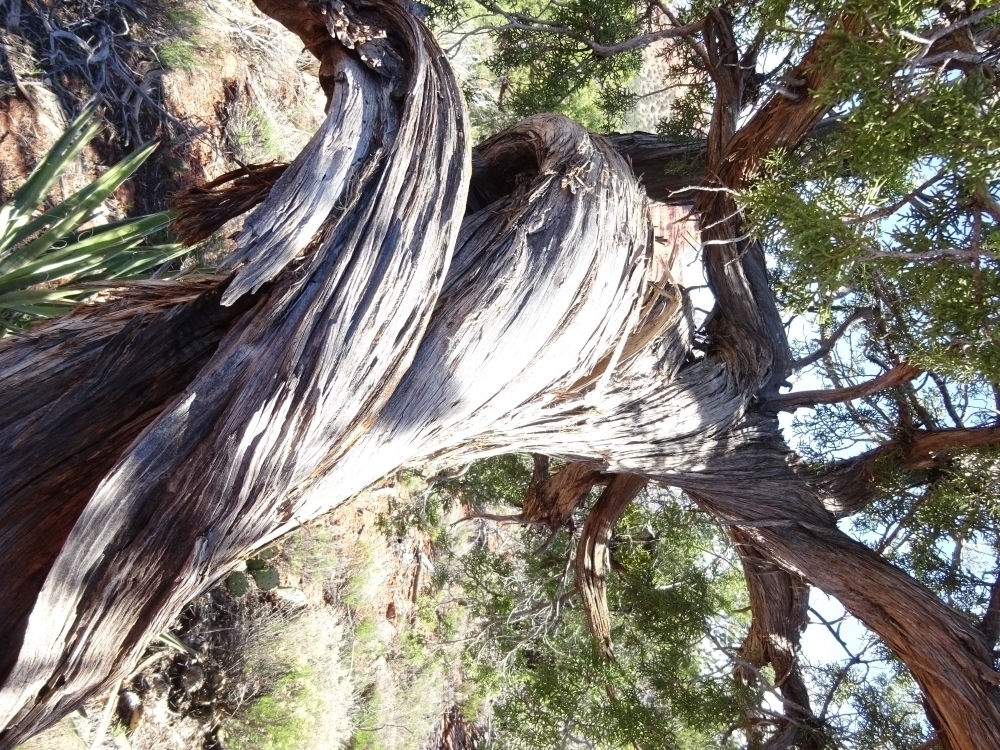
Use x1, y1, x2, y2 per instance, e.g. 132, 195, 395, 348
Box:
575, 473, 648, 657
1, 4, 999, 750
821, 425, 1000, 517
766, 362, 923, 413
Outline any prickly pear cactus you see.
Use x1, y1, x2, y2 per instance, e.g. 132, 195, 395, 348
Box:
251, 567, 280, 591
225, 571, 250, 597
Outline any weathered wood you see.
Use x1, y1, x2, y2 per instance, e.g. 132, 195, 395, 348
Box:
766, 362, 922, 413
521, 462, 606, 528
0, 279, 254, 684
0, 0, 469, 741
575, 473, 649, 657
170, 162, 288, 245
1, 2, 999, 748
728, 527, 820, 750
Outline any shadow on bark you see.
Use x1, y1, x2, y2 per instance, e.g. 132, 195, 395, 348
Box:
1, 2, 999, 749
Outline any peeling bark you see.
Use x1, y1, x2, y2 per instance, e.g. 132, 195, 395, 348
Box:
982, 575, 1000, 650
576, 473, 648, 657
1, 2, 999, 749
729, 528, 821, 750
520, 461, 605, 529
170, 162, 288, 245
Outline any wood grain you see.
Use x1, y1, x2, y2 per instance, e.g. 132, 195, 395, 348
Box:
1, 3, 998, 748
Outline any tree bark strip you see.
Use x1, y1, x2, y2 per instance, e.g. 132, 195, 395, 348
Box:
521, 461, 605, 529
575, 473, 649, 657
0, 3, 999, 749
728, 528, 821, 750
0, 0, 469, 739
0, 279, 254, 684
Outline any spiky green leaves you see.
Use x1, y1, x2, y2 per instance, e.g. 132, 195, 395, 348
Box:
0, 103, 187, 334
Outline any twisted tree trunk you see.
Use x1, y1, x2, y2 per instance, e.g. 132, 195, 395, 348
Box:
1, 1, 998, 748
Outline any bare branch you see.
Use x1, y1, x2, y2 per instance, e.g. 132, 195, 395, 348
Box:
846, 170, 948, 225
452, 511, 528, 525
866, 247, 998, 263
791, 308, 872, 371
821, 426, 1000, 518
651, 0, 712, 69
575, 473, 648, 657
874, 494, 931, 555
928, 371, 965, 428
767, 363, 922, 412
902, 4, 1000, 48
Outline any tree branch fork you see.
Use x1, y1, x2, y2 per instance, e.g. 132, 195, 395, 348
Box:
1, 3, 999, 749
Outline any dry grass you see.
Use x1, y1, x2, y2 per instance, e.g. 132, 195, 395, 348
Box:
12, 717, 85, 750
222, 607, 355, 750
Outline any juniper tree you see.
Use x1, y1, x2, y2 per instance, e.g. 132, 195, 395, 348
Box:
0, 1, 998, 749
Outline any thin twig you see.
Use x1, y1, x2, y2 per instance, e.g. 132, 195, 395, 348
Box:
791, 308, 872, 371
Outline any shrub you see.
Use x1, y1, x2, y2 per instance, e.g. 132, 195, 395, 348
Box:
0, 101, 187, 335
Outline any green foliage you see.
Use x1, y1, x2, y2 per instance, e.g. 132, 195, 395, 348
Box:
230, 666, 318, 750
157, 40, 199, 71
224, 104, 286, 163
246, 546, 280, 587
224, 605, 351, 750
157, 2, 206, 71
251, 567, 281, 591
377, 456, 532, 544
438, 454, 534, 508
481, 496, 745, 749
380, 456, 749, 749
0, 102, 188, 335
657, 82, 712, 141
428, 0, 649, 130
813, 660, 929, 750
848, 447, 1000, 617
258, 545, 280, 561
343, 543, 379, 609
282, 525, 341, 591
742, 1, 1000, 381
849, 675, 928, 750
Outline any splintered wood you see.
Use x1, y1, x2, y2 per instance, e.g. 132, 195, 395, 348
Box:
2, 2, 999, 749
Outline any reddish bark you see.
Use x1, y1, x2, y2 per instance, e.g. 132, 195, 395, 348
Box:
0, 4, 998, 750
520, 460, 606, 529
766, 363, 923, 413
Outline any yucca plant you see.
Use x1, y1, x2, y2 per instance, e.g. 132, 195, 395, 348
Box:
0, 101, 188, 336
